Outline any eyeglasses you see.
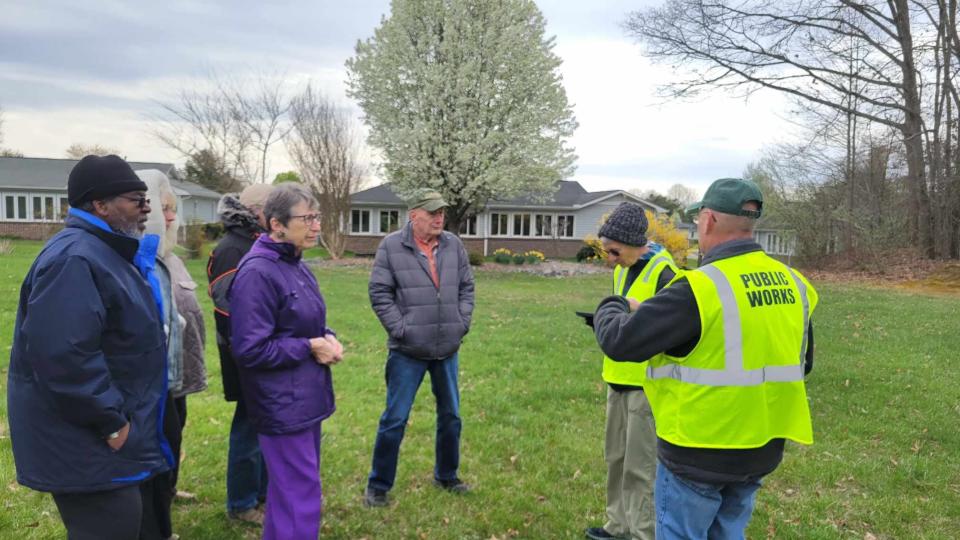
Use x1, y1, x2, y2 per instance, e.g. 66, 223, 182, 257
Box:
115, 194, 150, 209
291, 213, 321, 225
692, 208, 715, 225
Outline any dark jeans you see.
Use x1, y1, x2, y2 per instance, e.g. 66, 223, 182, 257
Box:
367, 350, 461, 492
227, 396, 268, 513
53, 485, 142, 540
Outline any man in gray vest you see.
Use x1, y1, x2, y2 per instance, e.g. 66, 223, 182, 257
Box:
364, 190, 475, 507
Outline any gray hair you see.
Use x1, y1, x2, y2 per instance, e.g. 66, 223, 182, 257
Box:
263, 183, 317, 231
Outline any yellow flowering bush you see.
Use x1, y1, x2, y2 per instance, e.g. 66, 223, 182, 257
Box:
493, 247, 513, 264
644, 210, 692, 266
524, 250, 546, 264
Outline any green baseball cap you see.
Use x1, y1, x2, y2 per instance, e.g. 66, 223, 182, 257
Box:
409, 190, 449, 212
686, 178, 763, 218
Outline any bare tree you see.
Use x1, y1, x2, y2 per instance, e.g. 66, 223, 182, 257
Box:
65, 143, 123, 159
153, 73, 291, 184
625, 0, 960, 258
666, 184, 699, 206
287, 85, 367, 259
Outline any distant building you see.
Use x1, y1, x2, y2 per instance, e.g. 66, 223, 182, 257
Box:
345, 181, 668, 258
0, 156, 222, 240
678, 218, 796, 258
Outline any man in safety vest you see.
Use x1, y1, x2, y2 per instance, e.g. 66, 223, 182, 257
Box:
593, 178, 816, 539
586, 202, 679, 540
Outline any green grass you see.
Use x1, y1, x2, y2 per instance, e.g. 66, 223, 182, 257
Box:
1, 240, 959, 539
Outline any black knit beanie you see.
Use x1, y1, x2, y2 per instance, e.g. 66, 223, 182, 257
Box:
598, 202, 649, 246
68, 155, 148, 207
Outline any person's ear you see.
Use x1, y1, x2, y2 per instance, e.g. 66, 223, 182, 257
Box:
91, 199, 110, 218
269, 216, 283, 233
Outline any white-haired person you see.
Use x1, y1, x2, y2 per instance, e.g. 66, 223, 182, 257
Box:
137, 169, 207, 540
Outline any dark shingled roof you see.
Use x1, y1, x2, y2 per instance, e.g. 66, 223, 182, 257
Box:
0, 156, 221, 200
350, 180, 665, 211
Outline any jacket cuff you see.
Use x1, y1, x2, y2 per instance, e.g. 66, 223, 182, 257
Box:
98, 411, 128, 438
325, 328, 337, 338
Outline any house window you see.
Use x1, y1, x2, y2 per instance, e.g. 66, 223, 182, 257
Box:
44, 196, 55, 221
490, 213, 508, 236
379, 210, 400, 233
351, 209, 371, 233
513, 213, 531, 236
5, 194, 28, 220
556, 215, 574, 237
459, 215, 477, 236
535, 214, 553, 237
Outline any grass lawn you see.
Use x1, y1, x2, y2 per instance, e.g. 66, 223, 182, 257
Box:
1, 239, 959, 539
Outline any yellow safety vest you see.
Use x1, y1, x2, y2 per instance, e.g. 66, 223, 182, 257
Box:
645, 251, 818, 449
602, 250, 679, 386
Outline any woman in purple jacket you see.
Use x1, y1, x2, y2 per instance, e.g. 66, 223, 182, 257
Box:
229, 184, 344, 540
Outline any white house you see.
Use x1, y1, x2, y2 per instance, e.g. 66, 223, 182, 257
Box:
344, 181, 668, 258
0, 156, 222, 240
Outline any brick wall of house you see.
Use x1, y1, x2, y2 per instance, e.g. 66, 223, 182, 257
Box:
0, 222, 63, 240
345, 234, 584, 259
344, 235, 384, 256
462, 238, 583, 259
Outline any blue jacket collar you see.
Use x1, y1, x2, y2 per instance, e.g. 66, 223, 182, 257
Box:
68, 207, 113, 233
66, 208, 140, 262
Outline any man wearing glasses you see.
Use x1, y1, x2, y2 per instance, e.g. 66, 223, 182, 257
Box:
593, 178, 817, 540
586, 202, 678, 540
8, 154, 171, 539
364, 189, 475, 507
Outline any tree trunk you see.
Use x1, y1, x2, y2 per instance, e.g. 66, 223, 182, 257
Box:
894, 0, 934, 256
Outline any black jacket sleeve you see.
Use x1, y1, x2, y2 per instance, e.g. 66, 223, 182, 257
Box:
593, 277, 701, 363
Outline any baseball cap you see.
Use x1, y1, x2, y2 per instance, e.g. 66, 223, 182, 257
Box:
409, 190, 448, 212
686, 178, 763, 218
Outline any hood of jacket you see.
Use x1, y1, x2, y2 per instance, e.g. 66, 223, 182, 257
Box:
218, 194, 263, 236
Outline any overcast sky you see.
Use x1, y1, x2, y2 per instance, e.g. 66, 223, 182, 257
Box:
0, 0, 796, 197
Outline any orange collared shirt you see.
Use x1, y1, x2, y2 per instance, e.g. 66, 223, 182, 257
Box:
413, 234, 440, 288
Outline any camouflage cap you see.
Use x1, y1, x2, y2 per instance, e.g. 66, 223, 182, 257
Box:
409, 190, 448, 212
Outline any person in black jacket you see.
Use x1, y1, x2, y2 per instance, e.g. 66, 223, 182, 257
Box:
8, 155, 171, 540
206, 184, 274, 524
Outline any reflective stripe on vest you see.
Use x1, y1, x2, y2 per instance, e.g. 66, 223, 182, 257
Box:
602, 250, 678, 386
646, 264, 810, 386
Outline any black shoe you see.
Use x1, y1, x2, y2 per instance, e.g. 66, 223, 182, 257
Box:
585, 527, 627, 540
364, 487, 389, 507
433, 477, 471, 493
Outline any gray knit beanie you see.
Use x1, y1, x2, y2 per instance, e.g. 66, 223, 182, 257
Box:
598, 202, 648, 246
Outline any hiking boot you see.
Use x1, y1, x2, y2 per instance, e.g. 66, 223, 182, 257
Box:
433, 477, 471, 494
364, 487, 389, 507
584, 527, 627, 540
228, 506, 264, 526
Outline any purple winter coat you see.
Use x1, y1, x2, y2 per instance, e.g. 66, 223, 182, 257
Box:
229, 235, 336, 435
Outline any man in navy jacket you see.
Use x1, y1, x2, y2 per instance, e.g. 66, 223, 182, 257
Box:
7, 155, 171, 539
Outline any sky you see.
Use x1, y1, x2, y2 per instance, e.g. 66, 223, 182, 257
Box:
0, 0, 797, 198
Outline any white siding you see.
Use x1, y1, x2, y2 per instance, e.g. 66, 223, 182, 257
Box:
180, 197, 218, 224
573, 194, 645, 238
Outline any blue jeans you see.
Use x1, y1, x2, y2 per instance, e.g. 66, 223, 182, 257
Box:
655, 461, 762, 540
368, 350, 461, 492
227, 397, 268, 513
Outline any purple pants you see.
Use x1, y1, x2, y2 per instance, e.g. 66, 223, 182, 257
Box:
258, 423, 323, 540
